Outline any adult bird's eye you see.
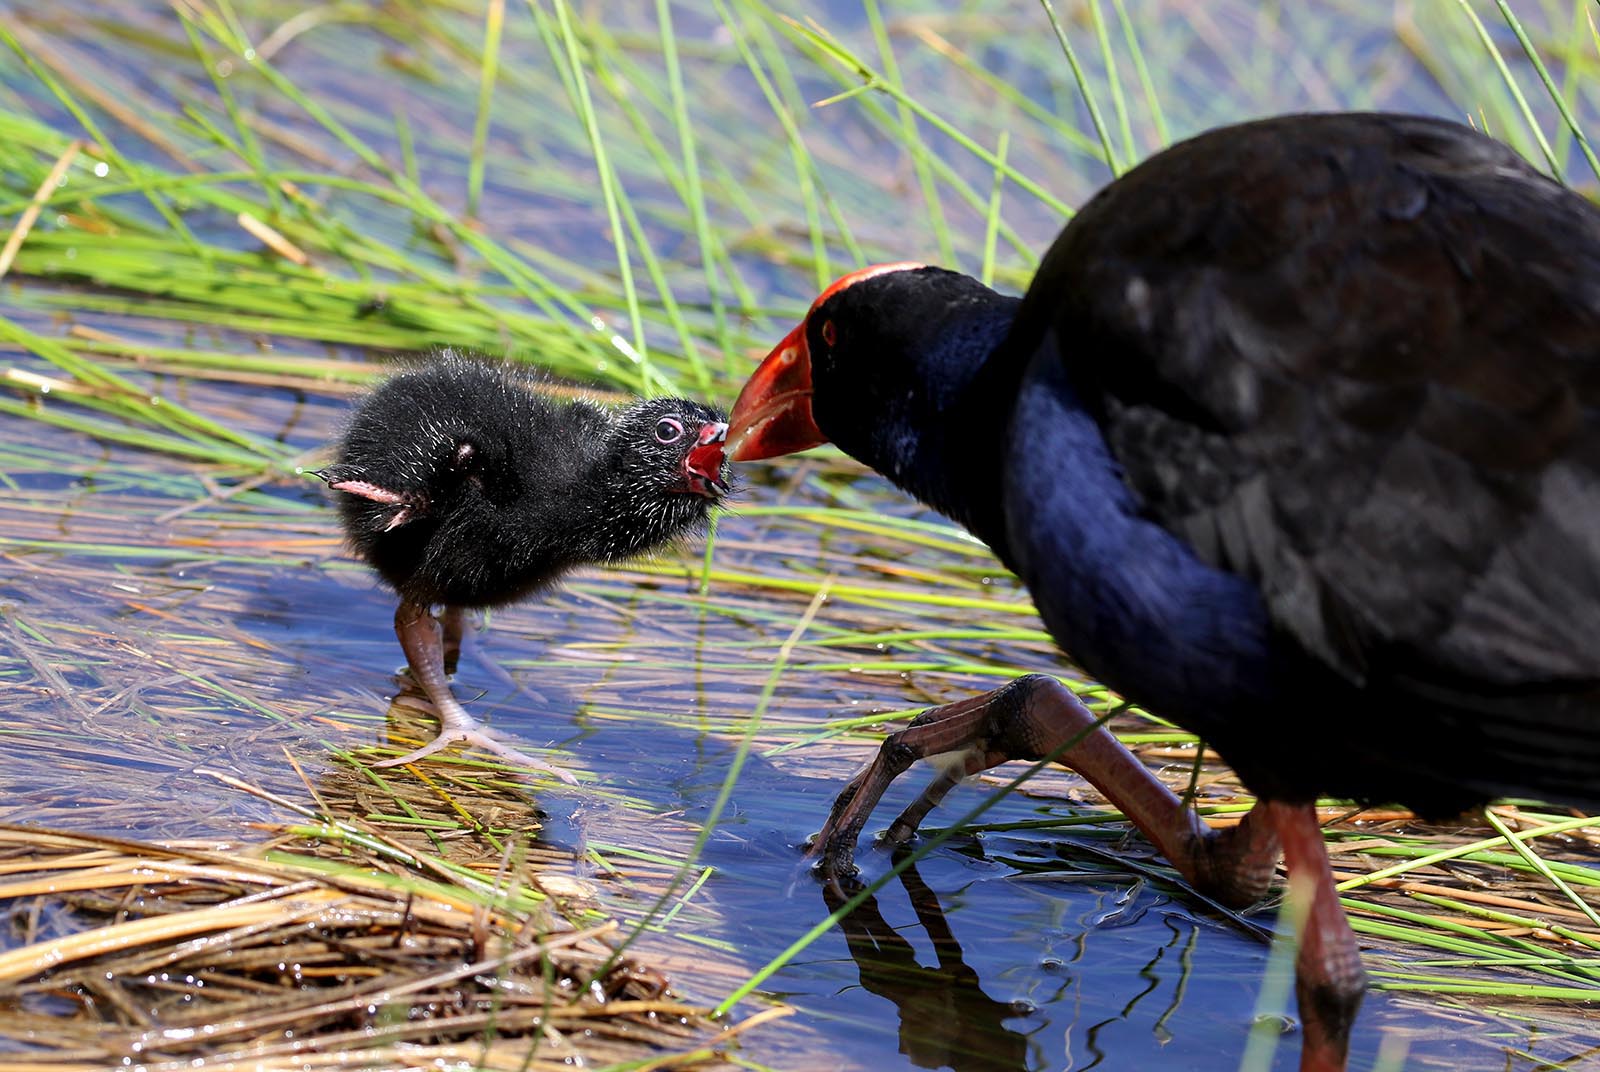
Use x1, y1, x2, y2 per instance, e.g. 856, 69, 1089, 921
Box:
654, 416, 685, 444
820, 319, 837, 348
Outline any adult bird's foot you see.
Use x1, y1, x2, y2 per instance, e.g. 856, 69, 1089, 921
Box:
811, 675, 1061, 883
372, 720, 578, 783
811, 765, 891, 883
809, 674, 1280, 910
808, 676, 1364, 1070
1270, 800, 1365, 1071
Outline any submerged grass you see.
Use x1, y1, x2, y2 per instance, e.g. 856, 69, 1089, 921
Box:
2, 1, 1600, 1068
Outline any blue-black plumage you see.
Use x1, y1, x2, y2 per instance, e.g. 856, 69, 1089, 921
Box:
726, 112, 1600, 1072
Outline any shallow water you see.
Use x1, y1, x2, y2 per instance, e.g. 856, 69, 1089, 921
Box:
4, 2, 1600, 1069
3, 365, 1596, 1070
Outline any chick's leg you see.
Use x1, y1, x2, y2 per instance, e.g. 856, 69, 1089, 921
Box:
373, 600, 577, 783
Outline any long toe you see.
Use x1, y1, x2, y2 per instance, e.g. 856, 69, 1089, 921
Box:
373, 728, 578, 784
463, 730, 579, 784
371, 731, 464, 769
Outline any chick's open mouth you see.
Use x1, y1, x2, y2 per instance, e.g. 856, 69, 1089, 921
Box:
680, 421, 730, 497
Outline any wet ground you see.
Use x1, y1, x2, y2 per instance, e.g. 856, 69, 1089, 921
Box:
3, 351, 1597, 1070
4, 2, 1600, 1069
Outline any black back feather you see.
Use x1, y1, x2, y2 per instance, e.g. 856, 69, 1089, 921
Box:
1015, 112, 1600, 810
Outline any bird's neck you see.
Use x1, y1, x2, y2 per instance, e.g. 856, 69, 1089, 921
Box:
837, 300, 1022, 556
579, 445, 709, 563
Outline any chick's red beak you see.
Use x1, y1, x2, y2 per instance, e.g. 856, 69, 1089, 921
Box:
682, 421, 730, 497
726, 319, 825, 461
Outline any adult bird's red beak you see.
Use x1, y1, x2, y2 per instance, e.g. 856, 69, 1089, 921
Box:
726, 319, 824, 461
727, 262, 923, 461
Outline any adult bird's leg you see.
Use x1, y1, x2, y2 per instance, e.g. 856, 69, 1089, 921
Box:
1268, 800, 1365, 1072
374, 599, 577, 783
813, 674, 1281, 910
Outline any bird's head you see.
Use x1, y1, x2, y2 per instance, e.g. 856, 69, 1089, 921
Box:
615, 398, 731, 501
726, 264, 1019, 482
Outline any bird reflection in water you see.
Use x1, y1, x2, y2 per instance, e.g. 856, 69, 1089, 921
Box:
824, 853, 1035, 1072
828, 844, 1247, 1072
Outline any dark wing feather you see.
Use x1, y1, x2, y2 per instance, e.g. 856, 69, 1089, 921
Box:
1031, 113, 1600, 697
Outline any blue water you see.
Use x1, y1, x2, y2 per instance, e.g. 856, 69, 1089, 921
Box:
4, 2, 1600, 1068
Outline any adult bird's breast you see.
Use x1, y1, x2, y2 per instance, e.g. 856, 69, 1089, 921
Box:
1002, 355, 1279, 737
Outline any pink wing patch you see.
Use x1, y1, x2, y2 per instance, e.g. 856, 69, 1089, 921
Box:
330, 479, 418, 530
328, 479, 406, 504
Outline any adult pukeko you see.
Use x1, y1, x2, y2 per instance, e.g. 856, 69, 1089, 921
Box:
725, 112, 1600, 1072
317, 354, 729, 778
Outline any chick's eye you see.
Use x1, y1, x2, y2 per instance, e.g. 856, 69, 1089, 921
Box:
654, 416, 685, 444
820, 319, 837, 348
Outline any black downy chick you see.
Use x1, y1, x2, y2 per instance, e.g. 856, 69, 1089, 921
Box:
316, 353, 730, 780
